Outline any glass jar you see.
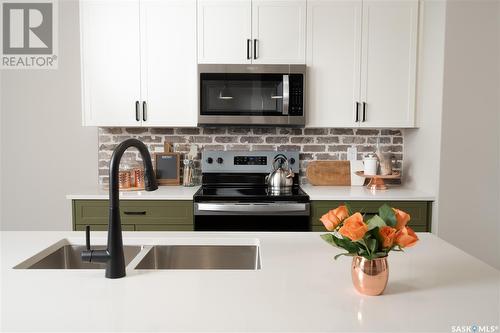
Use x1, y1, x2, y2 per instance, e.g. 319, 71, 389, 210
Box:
183, 159, 195, 187
118, 170, 131, 189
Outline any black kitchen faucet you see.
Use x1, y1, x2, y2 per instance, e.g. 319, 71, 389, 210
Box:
81, 139, 158, 278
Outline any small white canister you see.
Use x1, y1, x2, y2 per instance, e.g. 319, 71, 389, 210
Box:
363, 154, 379, 176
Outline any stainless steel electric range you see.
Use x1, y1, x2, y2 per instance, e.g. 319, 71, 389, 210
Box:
193, 151, 310, 231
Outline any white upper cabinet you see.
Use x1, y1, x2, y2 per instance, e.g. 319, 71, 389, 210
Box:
251, 0, 306, 64
80, 0, 142, 126
140, 0, 197, 126
306, 0, 419, 128
197, 0, 252, 64
359, 0, 418, 127
306, 0, 362, 127
197, 0, 306, 64
80, 0, 198, 127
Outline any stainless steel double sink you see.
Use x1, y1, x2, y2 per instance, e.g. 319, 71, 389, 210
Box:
14, 240, 261, 270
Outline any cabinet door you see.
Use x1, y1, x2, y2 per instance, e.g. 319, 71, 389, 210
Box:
310, 201, 431, 232
80, 0, 142, 126
359, 0, 418, 127
197, 0, 252, 64
140, 0, 197, 126
306, 0, 362, 127
251, 0, 306, 64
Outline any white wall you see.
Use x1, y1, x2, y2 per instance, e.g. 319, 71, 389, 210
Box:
438, 0, 500, 269
404, 0, 447, 233
0, 0, 97, 230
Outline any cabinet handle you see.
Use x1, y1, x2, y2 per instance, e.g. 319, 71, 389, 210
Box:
355, 102, 360, 122
135, 101, 140, 121
123, 211, 147, 215
142, 101, 147, 121
246, 39, 251, 60
362, 102, 367, 122
253, 39, 258, 59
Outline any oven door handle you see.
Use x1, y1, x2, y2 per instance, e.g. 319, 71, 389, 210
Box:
195, 202, 308, 214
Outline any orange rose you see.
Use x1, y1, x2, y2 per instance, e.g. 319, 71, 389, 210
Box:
332, 205, 349, 221
395, 226, 419, 248
320, 205, 349, 231
379, 226, 397, 249
393, 208, 411, 230
338, 213, 367, 241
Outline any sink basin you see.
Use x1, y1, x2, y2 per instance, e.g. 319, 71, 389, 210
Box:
134, 245, 261, 270
15, 244, 142, 269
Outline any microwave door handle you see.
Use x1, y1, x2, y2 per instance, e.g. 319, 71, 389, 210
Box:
283, 74, 289, 115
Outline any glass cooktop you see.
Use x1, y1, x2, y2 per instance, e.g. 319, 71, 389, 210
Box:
194, 186, 309, 202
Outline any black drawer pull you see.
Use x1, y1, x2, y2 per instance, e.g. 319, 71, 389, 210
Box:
123, 211, 147, 215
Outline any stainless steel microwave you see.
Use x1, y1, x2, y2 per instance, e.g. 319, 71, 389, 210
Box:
198, 64, 306, 127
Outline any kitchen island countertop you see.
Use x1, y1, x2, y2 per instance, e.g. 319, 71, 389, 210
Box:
1, 231, 498, 332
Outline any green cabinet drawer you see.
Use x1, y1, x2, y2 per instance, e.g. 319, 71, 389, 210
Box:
135, 224, 194, 231
310, 201, 431, 232
72, 200, 193, 231
75, 224, 135, 231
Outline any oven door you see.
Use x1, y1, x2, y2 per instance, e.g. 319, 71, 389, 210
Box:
194, 202, 311, 231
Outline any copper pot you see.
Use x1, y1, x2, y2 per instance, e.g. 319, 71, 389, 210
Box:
351, 256, 389, 296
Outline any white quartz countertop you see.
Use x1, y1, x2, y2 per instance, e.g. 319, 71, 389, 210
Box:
301, 185, 435, 201
66, 185, 434, 201
1, 231, 498, 332
66, 185, 200, 200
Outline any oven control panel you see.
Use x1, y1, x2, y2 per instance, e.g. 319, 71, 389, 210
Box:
202, 151, 299, 173
234, 156, 267, 166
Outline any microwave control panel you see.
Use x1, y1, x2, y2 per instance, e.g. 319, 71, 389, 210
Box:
289, 74, 304, 116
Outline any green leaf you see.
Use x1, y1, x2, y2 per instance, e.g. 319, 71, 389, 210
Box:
367, 238, 377, 254
334, 252, 356, 260
320, 233, 337, 247
366, 215, 387, 231
370, 227, 384, 252
345, 202, 354, 216
378, 204, 397, 227
336, 237, 360, 253
356, 239, 371, 257
321, 233, 359, 254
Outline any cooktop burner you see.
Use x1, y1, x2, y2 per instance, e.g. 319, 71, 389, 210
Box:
194, 186, 309, 202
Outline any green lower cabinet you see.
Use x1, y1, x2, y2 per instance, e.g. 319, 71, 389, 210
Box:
135, 224, 193, 231
310, 201, 432, 232
73, 199, 430, 233
75, 224, 135, 231
72, 200, 193, 231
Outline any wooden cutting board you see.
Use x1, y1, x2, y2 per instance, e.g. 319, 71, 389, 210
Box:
306, 161, 352, 186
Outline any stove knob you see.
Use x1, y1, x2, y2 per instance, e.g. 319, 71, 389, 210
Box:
207, 157, 213, 164
289, 158, 296, 165
217, 157, 224, 164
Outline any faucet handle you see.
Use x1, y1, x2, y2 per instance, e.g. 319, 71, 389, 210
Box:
81, 225, 93, 263
85, 225, 91, 251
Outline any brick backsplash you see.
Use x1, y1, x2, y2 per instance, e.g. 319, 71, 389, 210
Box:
98, 127, 403, 185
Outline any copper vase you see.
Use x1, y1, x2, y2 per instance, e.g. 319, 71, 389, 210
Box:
351, 256, 389, 296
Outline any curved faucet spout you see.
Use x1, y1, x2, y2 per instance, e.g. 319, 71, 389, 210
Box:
82, 139, 158, 279
109, 138, 158, 206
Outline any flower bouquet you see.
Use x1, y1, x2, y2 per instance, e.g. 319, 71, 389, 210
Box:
320, 204, 419, 295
